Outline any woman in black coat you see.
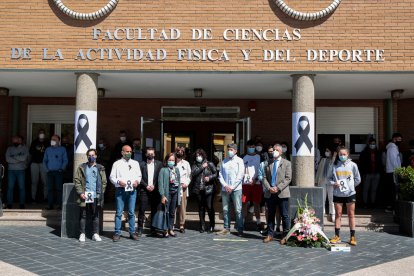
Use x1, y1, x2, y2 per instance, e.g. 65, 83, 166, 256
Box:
191, 149, 217, 233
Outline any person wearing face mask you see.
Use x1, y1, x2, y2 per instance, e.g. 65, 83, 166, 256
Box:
29, 129, 49, 203
61, 136, 74, 184
74, 149, 107, 242
97, 138, 113, 203
255, 141, 266, 162
137, 147, 162, 236
110, 145, 142, 242
385, 132, 403, 212
5, 135, 28, 209
242, 140, 263, 231
359, 138, 382, 208
258, 145, 276, 236
153, 153, 182, 237
175, 146, 192, 233
315, 147, 336, 222
280, 142, 291, 161
43, 135, 68, 210
191, 148, 217, 233
111, 130, 132, 163
329, 147, 361, 246
217, 143, 245, 236
262, 144, 292, 243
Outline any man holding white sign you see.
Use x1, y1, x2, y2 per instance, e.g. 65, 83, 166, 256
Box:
110, 145, 142, 242
74, 149, 107, 242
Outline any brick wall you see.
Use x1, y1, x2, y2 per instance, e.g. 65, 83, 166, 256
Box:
398, 99, 414, 151
0, 1, 413, 71
0, 97, 393, 156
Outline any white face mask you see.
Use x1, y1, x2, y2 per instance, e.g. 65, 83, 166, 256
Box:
39, 133, 45, 139
98, 143, 104, 149
120, 137, 126, 142
282, 146, 287, 153
273, 151, 280, 158
325, 151, 331, 157
50, 140, 57, 146
369, 144, 376, 150
196, 156, 203, 163
256, 146, 263, 152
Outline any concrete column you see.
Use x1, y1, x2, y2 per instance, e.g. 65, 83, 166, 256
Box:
73, 73, 99, 177
289, 74, 324, 227
292, 74, 315, 187
62, 72, 99, 238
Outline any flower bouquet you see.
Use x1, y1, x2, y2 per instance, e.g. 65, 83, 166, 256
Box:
282, 194, 330, 248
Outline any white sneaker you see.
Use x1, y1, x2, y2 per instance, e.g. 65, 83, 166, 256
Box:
92, 233, 102, 242
79, 233, 86, 242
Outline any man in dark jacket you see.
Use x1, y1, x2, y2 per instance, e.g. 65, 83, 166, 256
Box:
359, 137, 382, 208
138, 147, 162, 236
29, 129, 49, 202
74, 149, 107, 242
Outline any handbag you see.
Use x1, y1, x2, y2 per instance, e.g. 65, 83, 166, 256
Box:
151, 203, 169, 231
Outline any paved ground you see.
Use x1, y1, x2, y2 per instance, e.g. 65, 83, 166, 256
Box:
0, 225, 413, 275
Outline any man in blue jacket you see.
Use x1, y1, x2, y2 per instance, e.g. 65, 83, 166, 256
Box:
43, 135, 68, 210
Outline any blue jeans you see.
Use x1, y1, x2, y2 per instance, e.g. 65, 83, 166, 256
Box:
266, 194, 290, 237
114, 187, 137, 235
47, 171, 63, 208
168, 191, 178, 230
221, 189, 243, 232
7, 170, 26, 205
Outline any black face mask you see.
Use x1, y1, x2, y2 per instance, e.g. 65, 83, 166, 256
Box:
176, 152, 184, 158
13, 143, 20, 147
146, 155, 154, 160
395, 141, 402, 146
268, 152, 274, 159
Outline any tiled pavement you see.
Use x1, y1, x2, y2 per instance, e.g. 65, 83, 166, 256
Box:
0, 226, 414, 275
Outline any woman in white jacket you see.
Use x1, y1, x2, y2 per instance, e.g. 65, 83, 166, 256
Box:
329, 147, 361, 246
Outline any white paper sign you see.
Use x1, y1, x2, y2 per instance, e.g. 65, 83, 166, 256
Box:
125, 180, 134, 191
74, 110, 97, 154
339, 179, 349, 193
292, 112, 314, 157
85, 191, 95, 203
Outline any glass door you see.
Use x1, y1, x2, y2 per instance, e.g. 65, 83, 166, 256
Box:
140, 116, 163, 158
236, 117, 251, 155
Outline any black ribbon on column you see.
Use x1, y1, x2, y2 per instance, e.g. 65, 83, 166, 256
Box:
294, 115, 313, 153
75, 114, 92, 149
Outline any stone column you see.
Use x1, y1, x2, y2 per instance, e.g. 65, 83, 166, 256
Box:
292, 74, 315, 187
62, 72, 99, 238
289, 74, 324, 227
73, 73, 99, 174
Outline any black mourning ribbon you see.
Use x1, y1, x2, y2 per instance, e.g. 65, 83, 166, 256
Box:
75, 114, 92, 149
86, 192, 93, 202
294, 116, 313, 153
126, 180, 132, 190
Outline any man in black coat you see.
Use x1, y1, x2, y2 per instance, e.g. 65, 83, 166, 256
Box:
137, 147, 162, 236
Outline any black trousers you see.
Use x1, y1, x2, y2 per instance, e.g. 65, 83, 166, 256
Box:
79, 203, 100, 235
137, 188, 159, 231
196, 190, 215, 228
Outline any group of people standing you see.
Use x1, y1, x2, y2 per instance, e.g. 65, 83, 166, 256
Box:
4, 131, 71, 210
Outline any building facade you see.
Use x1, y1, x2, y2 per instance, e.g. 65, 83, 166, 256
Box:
0, 0, 413, 176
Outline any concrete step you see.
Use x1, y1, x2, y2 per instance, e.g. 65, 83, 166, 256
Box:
0, 207, 399, 233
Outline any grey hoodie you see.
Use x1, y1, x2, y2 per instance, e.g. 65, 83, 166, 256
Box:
330, 159, 361, 197
5, 144, 28, 170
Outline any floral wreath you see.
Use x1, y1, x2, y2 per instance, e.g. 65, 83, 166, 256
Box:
274, 0, 341, 21
52, 0, 119, 20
